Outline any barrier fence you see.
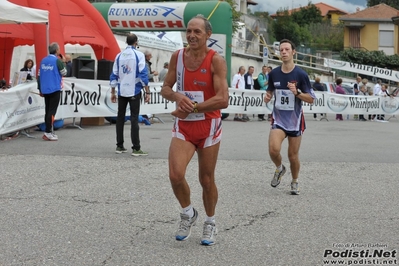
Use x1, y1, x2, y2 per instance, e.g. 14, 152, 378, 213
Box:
1, 78, 399, 135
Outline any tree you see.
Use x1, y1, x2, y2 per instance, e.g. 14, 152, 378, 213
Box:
271, 2, 324, 46
291, 2, 323, 27
253, 11, 270, 18
307, 22, 344, 51
367, 0, 399, 10
340, 48, 399, 69
273, 8, 321, 46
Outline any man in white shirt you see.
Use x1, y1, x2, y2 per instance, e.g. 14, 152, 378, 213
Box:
373, 79, 382, 95
232, 65, 245, 89
231, 66, 246, 121
110, 33, 150, 156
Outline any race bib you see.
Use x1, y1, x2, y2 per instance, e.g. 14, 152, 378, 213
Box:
275, 90, 295, 110
177, 91, 205, 121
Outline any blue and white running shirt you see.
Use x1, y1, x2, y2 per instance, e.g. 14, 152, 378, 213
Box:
267, 66, 316, 132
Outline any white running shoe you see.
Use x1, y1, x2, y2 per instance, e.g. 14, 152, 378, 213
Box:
42, 132, 58, 141
200, 221, 217, 246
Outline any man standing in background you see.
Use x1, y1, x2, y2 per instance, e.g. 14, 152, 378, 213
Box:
65, 54, 73, 77
244, 66, 254, 90
158, 62, 169, 82
38, 42, 67, 141
145, 51, 158, 82
231, 66, 246, 122
242, 66, 255, 121
257, 65, 272, 121
110, 34, 150, 156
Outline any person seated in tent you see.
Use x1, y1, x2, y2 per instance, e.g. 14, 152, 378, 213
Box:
0, 79, 7, 90
20, 59, 35, 80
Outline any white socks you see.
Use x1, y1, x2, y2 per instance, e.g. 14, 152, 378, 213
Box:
183, 205, 215, 224
182, 205, 194, 218
205, 216, 215, 224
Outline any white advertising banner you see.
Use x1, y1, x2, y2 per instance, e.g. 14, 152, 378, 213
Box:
0, 82, 45, 135
108, 3, 187, 30
58, 79, 169, 118
207, 34, 226, 58
2, 78, 399, 135
131, 31, 183, 52
324, 58, 399, 83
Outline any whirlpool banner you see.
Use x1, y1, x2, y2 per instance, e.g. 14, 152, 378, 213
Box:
2, 78, 399, 135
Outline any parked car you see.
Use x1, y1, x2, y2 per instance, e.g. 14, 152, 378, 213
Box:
341, 83, 354, 95
310, 80, 335, 93
310, 80, 353, 95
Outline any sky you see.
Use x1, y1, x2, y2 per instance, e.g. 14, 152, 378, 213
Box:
250, 0, 368, 15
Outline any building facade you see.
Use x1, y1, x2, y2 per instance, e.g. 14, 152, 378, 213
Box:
340, 4, 399, 55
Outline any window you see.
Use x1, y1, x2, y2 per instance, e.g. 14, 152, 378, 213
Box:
379, 30, 394, 47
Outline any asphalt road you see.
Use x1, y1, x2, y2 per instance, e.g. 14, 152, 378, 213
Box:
0, 114, 398, 266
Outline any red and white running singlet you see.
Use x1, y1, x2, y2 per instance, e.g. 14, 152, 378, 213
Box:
172, 48, 222, 148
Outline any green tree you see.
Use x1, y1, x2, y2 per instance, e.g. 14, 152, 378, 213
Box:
367, 0, 399, 9
272, 2, 325, 47
223, 0, 243, 34
253, 11, 270, 18
307, 22, 344, 51
340, 48, 399, 69
272, 9, 313, 46
273, 10, 296, 43
291, 2, 323, 27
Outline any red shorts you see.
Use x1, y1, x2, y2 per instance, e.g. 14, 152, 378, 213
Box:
172, 118, 222, 149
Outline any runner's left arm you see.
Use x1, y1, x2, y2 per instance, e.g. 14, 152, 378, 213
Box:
194, 53, 229, 113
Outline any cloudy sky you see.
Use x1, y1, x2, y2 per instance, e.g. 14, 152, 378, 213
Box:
250, 0, 368, 15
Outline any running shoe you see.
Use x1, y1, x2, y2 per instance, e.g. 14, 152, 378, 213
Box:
200, 221, 217, 246
176, 208, 198, 241
271, 165, 286, 187
42, 132, 58, 141
115, 146, 127, 154
132, 149, 148, 156
291, 182, 300, 195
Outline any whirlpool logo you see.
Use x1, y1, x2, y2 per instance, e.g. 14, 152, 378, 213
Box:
327, 96, 348, 112
324, 59, 346, 68
381, 97, 399, 114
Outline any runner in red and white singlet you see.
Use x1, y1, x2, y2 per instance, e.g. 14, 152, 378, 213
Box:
161, 15, 229, 246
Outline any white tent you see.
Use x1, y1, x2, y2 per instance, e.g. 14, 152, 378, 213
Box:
0, 1, 49, 81
0, 1, 48, 24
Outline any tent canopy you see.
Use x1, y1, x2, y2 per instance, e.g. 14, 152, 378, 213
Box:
0, 1, 48, 24
0, 0, 120, 82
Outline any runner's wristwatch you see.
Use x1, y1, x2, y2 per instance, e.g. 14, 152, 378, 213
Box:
296, 89, 302, 96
